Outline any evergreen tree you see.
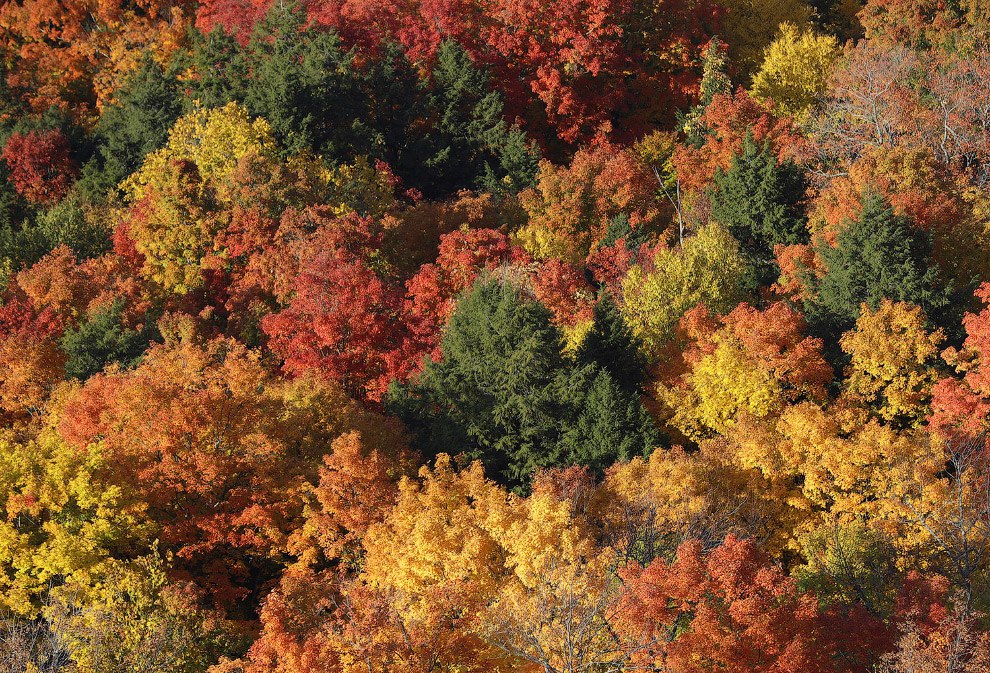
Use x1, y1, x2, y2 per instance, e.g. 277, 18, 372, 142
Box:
388, 278, 658, 490
0, 160, 25, 238
239, 3, 375, 161
600, 212, 651, 249
806, 191, 953, 341
425, 40, 540, 195
359, 43, 439, 189
711, 133, 808, 290
80, 54, 185, 200
558, 365, 660, 475
387, 279, 568, 487
575, 294, 647, 394
60, 300, 157, 380
184, 27, 248, 111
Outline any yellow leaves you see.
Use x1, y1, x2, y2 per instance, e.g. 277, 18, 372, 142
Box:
120, 103, 275, 294
362, 456, 509, 620
751, 23, 840, 120
124, 102, 276, 202
660, 338, 781, 440
0, 427, 151, 615
120, 102, 401, 295
840, 301, 944, 426
598, 443, 805, 558
49, 553, 219, 673
620, 224, 747, 356
495, 490, 601, 588
362, 455, 616, 671
726, 402, 934, 530
322, 155, 399, 219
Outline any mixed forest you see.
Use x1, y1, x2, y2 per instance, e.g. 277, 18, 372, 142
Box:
1, 0, 990, 670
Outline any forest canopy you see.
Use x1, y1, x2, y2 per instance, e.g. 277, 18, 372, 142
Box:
1, 0, 990, 670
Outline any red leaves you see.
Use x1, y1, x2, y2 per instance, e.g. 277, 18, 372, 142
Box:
618, 535, 845, 673
402, 227, 519, 362
262, 246, 411, 402
1, 129, 77, 205
199, 0, 716, 145
931, 284, 990, 435
530, 258, 595, 328
195, 0, 270, 42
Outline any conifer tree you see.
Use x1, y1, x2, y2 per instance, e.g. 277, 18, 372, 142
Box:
426, 40, 540, 195
60, 300, 157, 380
238, 3, 373, 161
388, 278, 658, 489
388, 279, 568, 487
559, 365, 660, 474
807, 191, 952, 340
576, 294, 647, 394
711, 133, 808, 290
80, 54, 185, 200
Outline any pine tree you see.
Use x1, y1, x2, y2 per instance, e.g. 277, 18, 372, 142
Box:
711, 133, 808, 290
576, 294, 647, 394
60, 300, 157, 380
427, 40, 540, 195
559, 365, 660, 475
239, 3, 373, 161
807, 191, 952, 340
80, 54, 185, 201
388, 278, 658, 489
387, 279, 568, 487
184, 27, 248, 111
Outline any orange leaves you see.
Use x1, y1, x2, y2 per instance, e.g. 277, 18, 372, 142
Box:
675, 89, 808, 193
289, 431, 405, 565
659, 302, 831, 440
15, 246, 101, 318
0, 298, 65, 419
932, 284, 990, 434
57, 332, 408, 610
516, 144, 663, 263
618, 535, 843, 673
0, 0, 192, 118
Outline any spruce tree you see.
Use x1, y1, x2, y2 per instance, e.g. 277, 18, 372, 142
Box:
806, 191, 952, 340
184, 27, 248, 110
711, 133, 808, 291
388, 278, 659, 490
426, 40, 540, 195
387, 279, 568, 487
80, 54, 185, 200
239, 3, 374, 161
60, 300, 158, 380
558, 365, 660, 475
575, 294, 647, 394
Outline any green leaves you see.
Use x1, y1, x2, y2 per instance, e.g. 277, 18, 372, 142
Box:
806, 191, 952, 342
60, 300, 156, 380
389, 279, 658, 490
711, 133, 808, 291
